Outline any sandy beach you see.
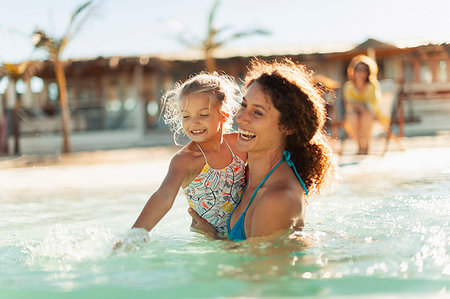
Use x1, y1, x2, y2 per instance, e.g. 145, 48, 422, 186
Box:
1, 132, 449, 170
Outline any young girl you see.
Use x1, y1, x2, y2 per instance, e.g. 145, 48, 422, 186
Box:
132, 72, 247, 237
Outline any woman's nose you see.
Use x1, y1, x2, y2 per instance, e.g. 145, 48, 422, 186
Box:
236, 109, 249, 125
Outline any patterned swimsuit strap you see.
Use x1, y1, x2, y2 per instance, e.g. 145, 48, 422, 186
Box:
196, 139, 234, 165
223, 139, 234, 157
196, 143, 208, 164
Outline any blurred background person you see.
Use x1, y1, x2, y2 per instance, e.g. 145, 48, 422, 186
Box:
343, 55, 386, 155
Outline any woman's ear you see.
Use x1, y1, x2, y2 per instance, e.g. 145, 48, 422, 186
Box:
281, 125, 295, 136
285, 129, 295, 136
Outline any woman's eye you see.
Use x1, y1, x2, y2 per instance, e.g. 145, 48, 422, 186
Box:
254, 110, 263, 116
182, 115, 190, 119
200, 114, 209, 117
241, 102, 247, 108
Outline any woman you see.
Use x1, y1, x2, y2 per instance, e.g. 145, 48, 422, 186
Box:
189, 58, 334, 241
343, 55, 385, 155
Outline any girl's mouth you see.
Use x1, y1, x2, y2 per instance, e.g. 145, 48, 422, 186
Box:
191, 129, 206, 135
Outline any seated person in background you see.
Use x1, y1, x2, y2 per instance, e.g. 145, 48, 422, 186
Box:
343, 55, 386, 155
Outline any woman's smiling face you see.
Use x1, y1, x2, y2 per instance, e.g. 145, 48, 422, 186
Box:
236, 82, 285, 154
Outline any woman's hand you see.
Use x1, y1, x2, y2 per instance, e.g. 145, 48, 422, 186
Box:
188, 208, 223, 239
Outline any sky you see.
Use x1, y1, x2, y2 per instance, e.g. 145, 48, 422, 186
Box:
0, 0, 449, 63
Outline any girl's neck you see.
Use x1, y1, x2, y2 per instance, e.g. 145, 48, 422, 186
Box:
246, 148, 284, 189
196, 129, 224, 153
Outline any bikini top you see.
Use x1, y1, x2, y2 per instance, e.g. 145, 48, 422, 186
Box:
183, 139, 246, 236
227, 150, 308, 241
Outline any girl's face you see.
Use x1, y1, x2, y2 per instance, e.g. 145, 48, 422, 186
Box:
180, 93, 223, 143
235, 82, 285, 154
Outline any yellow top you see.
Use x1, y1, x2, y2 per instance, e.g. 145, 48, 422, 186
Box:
343, 80, 385, 123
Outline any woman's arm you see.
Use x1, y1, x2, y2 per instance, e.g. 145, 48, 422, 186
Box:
132, 153, 189, 232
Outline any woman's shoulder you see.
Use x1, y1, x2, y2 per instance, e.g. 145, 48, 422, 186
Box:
368, 81, 380, 90
343, 80, 354, 90
250, 180, 304, 232
258, 173, 304, 214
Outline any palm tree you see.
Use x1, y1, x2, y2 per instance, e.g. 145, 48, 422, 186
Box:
171, 0, 270, 72
31, 1, 97, 153
0, 61, 42, 154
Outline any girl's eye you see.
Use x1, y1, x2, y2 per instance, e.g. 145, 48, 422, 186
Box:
182, 115, 190, 119
241, 102, 247, 108
200, 114, 209, 117
254, 110, 263, 116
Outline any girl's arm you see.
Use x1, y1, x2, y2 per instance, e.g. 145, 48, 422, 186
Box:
132, 153, 189, 232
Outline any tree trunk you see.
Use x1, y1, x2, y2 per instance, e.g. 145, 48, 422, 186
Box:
205, 49, 216, 73
54, 59, 72, 153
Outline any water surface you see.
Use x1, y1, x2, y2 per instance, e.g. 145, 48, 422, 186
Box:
1, 147, 449, 298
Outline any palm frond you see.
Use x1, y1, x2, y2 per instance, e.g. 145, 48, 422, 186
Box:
176, 35, 197, 49
64, 0, 97, 45
217, 29, 271, 45
32, 1, 98, 59
69, 0, 93, 25
1, 61, 43, 80
207, 0, 220, 36
64, 1, 97, 41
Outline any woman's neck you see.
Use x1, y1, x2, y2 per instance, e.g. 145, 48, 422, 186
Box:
354, 79, 367, 92
246, 148, 284, 189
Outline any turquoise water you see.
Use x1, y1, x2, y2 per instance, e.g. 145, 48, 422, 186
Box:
1, 147, 449, 298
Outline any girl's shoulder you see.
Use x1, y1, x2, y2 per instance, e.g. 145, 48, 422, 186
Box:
171, 142, 204, 168
224, 132, 238, 141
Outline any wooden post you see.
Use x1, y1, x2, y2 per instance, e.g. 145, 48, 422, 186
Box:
398, 88, 404, 137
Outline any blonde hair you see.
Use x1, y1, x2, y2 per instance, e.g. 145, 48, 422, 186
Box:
161, 72, 242, 144
347, 55, 379, 84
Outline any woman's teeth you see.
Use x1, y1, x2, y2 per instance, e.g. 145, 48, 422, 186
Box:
239, 129, 256, 140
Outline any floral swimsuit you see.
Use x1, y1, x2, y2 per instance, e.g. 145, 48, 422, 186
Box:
183, 140, 246, 237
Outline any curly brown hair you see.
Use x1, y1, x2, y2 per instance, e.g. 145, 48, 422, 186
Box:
245, 58, 334, 194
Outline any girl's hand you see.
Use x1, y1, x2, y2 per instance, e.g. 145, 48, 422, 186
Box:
188, 208, 223, 239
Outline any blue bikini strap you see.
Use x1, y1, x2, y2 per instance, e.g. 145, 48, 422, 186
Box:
242, 157, 284, 215
283, 150, 309, 195
242, 150, 308, 215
